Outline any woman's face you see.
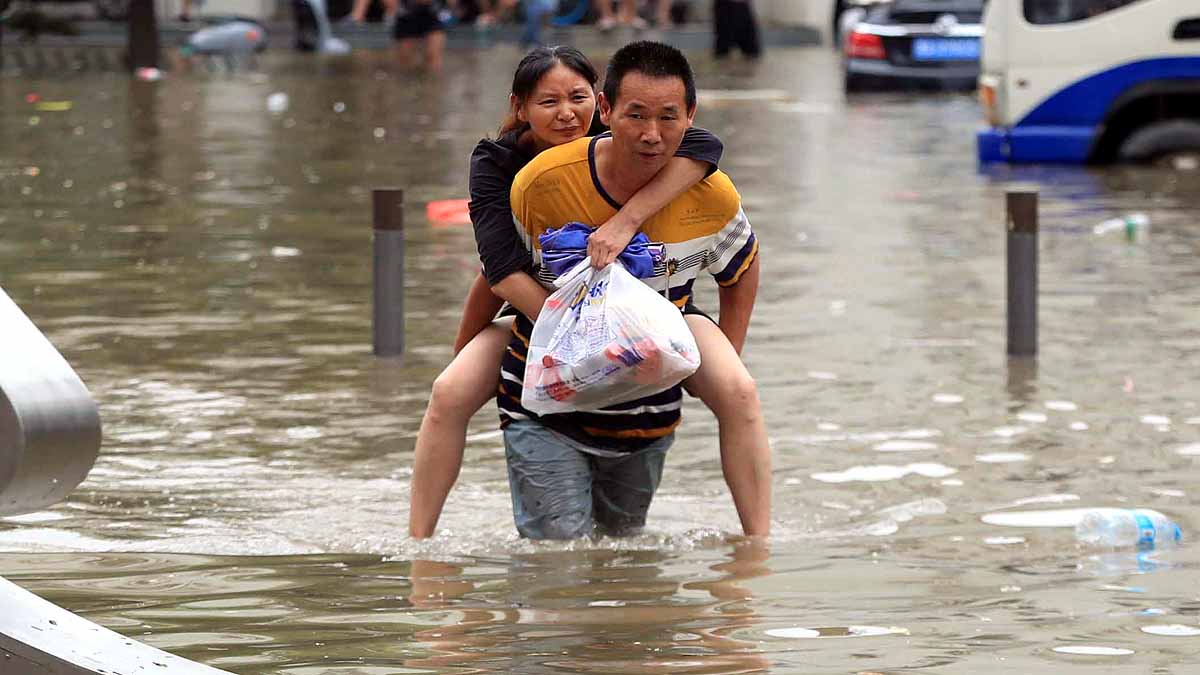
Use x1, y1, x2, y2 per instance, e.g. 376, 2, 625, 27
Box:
516, 63, 596, 151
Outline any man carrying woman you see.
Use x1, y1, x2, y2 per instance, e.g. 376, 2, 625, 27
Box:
407, 42, 771, 540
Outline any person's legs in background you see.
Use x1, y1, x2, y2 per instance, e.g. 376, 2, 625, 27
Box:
521, 0, 557, 46
617, 0, 644, 29
713, 0, 734, 57
594, 0, 616, 30
395, 36, 419, 67
733, 0, 761, 58
653, 0, 670, 27
713, 0, 760, 59
424, 28, 445, 70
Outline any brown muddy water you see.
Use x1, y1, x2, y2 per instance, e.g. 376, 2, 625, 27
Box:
2, 46, 1200, 674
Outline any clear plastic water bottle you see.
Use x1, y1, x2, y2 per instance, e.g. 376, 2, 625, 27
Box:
1092, 213, 1150, 241
1075, 508, 1181, 550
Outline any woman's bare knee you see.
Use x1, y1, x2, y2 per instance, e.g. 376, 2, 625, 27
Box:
427, 371, 483, 425
705, 370, 761, 420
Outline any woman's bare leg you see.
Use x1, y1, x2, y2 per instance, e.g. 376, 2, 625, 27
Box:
424, 30, 445, 72
409, 319, 513, 537
395, 37, 419, 69
682, 315, 772, 536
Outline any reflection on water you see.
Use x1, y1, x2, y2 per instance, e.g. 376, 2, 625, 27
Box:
2, 46, 1200, 673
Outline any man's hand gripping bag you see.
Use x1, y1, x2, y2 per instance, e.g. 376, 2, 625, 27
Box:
522, 259, 700, 415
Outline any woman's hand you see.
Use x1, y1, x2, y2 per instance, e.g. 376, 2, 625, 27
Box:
588, 214, 640, 269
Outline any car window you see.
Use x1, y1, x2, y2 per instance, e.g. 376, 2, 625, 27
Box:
1024, 0, 1145, 25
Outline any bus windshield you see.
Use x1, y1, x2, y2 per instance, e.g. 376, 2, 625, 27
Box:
1023, 0, 1145, 24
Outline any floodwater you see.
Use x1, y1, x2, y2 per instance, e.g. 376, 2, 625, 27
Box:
2, 45, 1200, 673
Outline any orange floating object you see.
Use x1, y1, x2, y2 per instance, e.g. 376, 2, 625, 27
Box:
426, 199, 471, 226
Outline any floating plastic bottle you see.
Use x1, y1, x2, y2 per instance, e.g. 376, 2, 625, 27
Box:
1075, 508, 1181, 550
1092, 213, 1150, 241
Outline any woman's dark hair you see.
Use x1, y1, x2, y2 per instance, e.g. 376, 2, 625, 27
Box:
498, 45, 599, 137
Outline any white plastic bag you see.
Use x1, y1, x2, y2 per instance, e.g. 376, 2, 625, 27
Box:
522, 259, 700, 415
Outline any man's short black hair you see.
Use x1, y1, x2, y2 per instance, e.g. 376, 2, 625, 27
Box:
602, 41, 697, 112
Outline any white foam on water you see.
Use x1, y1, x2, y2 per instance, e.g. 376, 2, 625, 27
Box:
1149, 488, 1185, 498
1011, 493, 1079, 507
817, 422, 841, 431
1176, 443, 1200, 456
465, 430, 504, 442
1069, 421, 1089, 431
286, 426, 323, 440
975, 452, 1030, 464
811, 464, 956, 483
768, 102, 835, 115
875, 498, 947, 522
984, 536, 1026, 545
981, 508, 1091, 528
2, 511, 66, 524
1141, 625, 1200, 637
873, 440, 938, 452
698, 88, 791, 102
1045, 400, 1078, 411
765, 627, 821, 639
1017, 411, 1048, 423
1052, 646, 1134, 656
808, 371, 839, 381
1186, 417, 1200, 425
993, 426, 1027, 438
766, 626, 907, 639
588, 600, 626, 608
270, 246, 301, 257
941, 478, 963, 486
932, 393, 964, 404
1141, 415, 1171, 425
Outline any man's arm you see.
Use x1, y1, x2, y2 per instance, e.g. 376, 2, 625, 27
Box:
716, 255, 759, 355
588, 157, 710, 268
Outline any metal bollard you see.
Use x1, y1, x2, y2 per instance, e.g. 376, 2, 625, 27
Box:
1006, 188, 1038, 357
372, 188, 405, 357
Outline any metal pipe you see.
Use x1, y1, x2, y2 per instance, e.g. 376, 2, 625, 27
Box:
0, 576, 233, 674
372, 188, 405, 357
1006, 188, 1038, 357
0, 286, 101, 516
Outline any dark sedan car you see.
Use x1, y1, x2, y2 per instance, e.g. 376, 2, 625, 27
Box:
842, 0, 985, 92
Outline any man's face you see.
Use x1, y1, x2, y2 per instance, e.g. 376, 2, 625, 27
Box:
599, 72, 695, 175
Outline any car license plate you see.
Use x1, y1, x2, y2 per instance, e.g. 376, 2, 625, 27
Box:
912, 38, 980, 61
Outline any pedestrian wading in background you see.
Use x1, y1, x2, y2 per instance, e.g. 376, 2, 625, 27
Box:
406, 43, 771, 540
350, 0, 454, 71
713, 0, 760, 59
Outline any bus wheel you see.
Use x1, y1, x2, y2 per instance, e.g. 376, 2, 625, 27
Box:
1118, 119, 1200, 169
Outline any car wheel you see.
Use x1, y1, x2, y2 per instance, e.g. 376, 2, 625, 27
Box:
93, 0, 131, 21
1118, 119, 1200, 169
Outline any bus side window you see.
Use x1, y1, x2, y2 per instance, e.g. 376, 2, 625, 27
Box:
1023, 0, 1146, 25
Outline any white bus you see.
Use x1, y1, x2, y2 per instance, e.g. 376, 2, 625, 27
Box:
977, 0, 1200, 167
